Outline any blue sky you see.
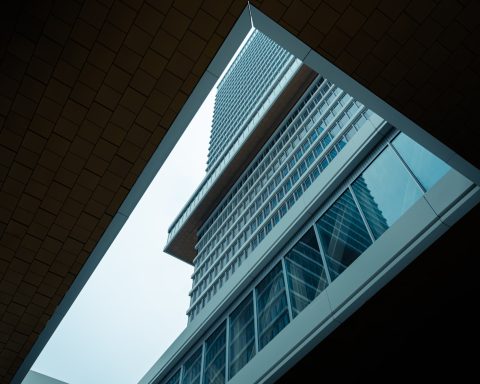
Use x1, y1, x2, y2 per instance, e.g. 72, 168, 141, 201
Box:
31, 90, 214, 383
30, 28, 254, 384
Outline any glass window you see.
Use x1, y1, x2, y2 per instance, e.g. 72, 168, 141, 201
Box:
284, 228, 328, 317
313, 143, 323, 157
330, 123, 341, 137
299, 160, 307, 175
287, 195, 295, 209
324, 112, 333, 126
277, 188, 284, 202
229, 294, 256, 379
204, 322, 226, 384
316, 190, 373, 280
279, 203, 287, 217
319, 157, 329, 171
345, 126, 356, 140
164, 369, 181, 384
291, 170, 299, 184
256, 262, 290, 350
392, 133, 450, 191
347, 103, 359, 117
321, 133, 332, 148
352, 146, 423, 239
305, 152, 315, 166
337, 135, 347, 150
327, 147, 337, 161
302, 176, 312, 191
182, 347, 202, 384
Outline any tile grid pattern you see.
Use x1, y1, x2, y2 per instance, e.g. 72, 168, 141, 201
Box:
1, 0, 479, 382
0, 0, 245, 381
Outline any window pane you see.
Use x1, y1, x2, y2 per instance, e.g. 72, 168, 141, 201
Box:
256, 262, 290, 350
204, 323, 226, 384
229, 294, 255, 379
284, 228, 328, 317
392, 133, 450, 190
352, 146, 423, 239
164, 370, 181, 384
316, 190, 373, 280
182, 347, 202, 384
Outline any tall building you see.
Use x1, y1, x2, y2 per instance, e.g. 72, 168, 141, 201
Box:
141, 27, 476, 384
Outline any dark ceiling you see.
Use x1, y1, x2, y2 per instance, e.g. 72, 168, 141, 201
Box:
1, 0, 479, 382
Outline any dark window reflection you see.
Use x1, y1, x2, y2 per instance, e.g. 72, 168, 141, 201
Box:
316, 190, 373, 280
204, 322, 226, 384
229, 294, 255, 379
284, 228, 328, 317
392, 133, 450, 191
351, 176, 389, 240
165, 370, 181, 384
352, 146, 422, 239
182, 347, 202, 384
256, 262, 289, 350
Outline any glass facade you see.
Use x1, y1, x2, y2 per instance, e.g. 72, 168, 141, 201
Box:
158, 132, 450, 384
316, 189, 373, 280
228, 294, 255, 379
256, 262, 290, 350
188, 72, 383, 321
208, 30, 294, 171
284, 228, 328, 317
391, 133, 450, 191
203, 323, 226, 384
182, 348, 202, 384
165, 370, 181, 384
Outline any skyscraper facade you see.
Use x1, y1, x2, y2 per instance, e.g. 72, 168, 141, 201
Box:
142, 29, 473, 384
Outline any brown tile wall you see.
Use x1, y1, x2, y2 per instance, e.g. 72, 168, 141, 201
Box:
0, 0, 245, 381
1, 0, 479, 382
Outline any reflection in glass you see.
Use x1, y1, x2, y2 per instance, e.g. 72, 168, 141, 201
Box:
204, 322, 226, 384
351, 176, 389, 240
392, 133, 450, 190
316, 190, 373, 280
352, 146, 423, 239
165, 370, 181, 384
256, 262, 290, 350
229, 294, 255, 379
284, 228, 328, 317
182, 347, 202, 384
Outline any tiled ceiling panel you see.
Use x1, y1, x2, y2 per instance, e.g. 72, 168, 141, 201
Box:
0, 0, 243, 380
1, 0, 479, 382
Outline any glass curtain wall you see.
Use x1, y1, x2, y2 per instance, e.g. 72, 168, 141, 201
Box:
284, 228, 329, 316
182, 348, 202, 384
255, 263, 290, 350
228, 294, 256, 379
165, 370, 181, 384
203, 323, 226, 384
160, 132, 450, 384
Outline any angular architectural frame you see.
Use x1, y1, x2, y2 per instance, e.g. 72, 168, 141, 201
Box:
140, 5, 480, 384
12, 4, 480, 384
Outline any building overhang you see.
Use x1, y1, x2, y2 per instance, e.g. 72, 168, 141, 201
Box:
164, 64, 318, 264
